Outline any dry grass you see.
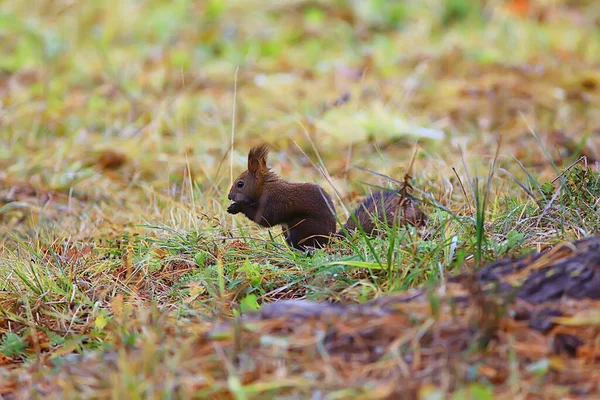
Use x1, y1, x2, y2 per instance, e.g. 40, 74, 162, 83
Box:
1, 0, 600, 398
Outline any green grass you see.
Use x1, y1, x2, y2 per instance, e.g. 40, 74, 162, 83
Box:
1, 0, 600, 398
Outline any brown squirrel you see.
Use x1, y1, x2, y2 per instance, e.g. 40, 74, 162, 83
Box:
227, 145, 426, 250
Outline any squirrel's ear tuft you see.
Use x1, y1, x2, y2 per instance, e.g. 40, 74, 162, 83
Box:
248, 144, 269, 176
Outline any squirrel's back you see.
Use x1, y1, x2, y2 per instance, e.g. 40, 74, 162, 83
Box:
269, 181, 336, 249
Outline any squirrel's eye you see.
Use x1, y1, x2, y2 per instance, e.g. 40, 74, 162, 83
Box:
236, 180, 245, 189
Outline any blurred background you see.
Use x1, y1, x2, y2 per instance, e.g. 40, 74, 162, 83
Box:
1, 0, 599, 231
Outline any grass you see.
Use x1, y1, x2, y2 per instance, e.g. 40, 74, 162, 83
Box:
1, 0, 600, 398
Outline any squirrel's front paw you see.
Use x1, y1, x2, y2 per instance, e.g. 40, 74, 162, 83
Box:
227, 202, 242, 214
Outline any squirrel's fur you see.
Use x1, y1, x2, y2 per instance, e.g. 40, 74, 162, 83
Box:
227, 145, 426, 250
228, 145, 336, 249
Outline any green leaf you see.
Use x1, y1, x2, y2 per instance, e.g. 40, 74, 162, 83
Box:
451, 383, 494, 400
95, 313, 108, 330
0, 333, 27, 358
240, 294, 260, 314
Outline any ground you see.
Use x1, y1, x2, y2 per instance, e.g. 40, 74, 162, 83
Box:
1, 0, 600, 398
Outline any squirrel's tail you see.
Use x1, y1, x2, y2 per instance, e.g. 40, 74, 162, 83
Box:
335, 190, 426, 237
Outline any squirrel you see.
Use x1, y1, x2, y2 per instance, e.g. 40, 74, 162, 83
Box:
227, 145, 426, 250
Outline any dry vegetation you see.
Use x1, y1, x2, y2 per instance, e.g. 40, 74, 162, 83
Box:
1, 0, 600, 398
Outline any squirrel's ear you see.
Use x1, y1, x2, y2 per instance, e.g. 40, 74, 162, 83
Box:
247, 145, 269, 176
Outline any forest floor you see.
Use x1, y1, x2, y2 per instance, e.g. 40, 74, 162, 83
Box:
1, 1, 600, 398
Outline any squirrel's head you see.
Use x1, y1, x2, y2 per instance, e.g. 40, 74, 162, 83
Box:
228, 145, 270, 204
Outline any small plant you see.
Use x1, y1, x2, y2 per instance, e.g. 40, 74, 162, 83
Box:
539, 165, 600, 233
441, 0, 482, 27
239, 293, 261, 314
0, 332, 27, 358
